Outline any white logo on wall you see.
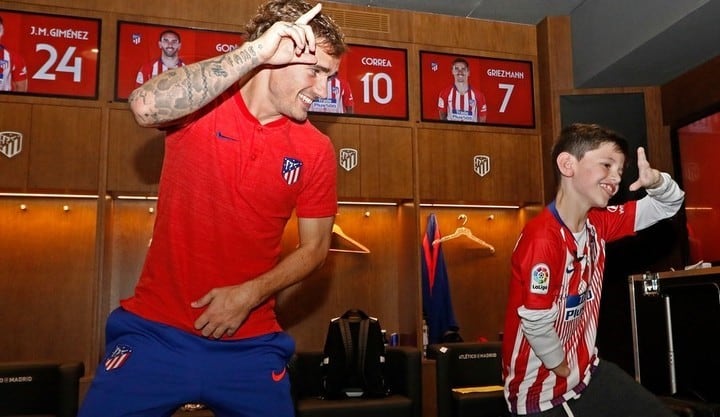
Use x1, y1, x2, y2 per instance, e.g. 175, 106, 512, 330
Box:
473, 155, 490, 177
684, 162, 700, 182
339, 148, 358, 172
0, 131, 23, 159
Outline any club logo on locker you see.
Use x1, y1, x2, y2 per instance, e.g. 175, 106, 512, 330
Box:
473, 155, 490, 177
0, 131, 23, 159
339, 148, 358, 172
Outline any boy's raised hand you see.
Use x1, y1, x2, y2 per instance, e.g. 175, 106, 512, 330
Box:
629, 147, 663, 191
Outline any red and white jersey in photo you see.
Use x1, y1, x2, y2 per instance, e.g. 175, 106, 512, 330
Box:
0, 46, 28, 91
503, 174, 684, 414
135, 57, 184, 86
309, 76, 354, 114
503, 202, 638, 414
437, 85, 487, 122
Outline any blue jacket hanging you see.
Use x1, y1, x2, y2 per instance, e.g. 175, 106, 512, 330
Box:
421, 213, 459, 345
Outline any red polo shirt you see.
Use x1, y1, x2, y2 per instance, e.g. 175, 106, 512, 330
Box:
122, 90, 337, 339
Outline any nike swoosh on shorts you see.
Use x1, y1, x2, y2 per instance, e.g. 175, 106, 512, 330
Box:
271, 367, 287, 382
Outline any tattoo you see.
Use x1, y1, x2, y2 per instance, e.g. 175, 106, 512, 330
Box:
210, 65, 228, 78
237, 48, 253, 65
248, 46, 260, 66
239, 45, 259, 66
130, 43, 262, 126
182, 68, 194, 108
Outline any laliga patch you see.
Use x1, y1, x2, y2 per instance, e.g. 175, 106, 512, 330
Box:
530, 263, 550, 294
105, 344, 133, 371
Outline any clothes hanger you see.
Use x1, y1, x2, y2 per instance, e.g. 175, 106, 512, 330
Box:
432, 214, 495, 253
330, 223, 371, 254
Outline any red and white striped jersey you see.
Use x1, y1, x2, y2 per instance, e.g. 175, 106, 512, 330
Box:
503, 202, 637, 414
309, 76, 354, 114
503, 174, 684, 414
135, 57, 184, 86
0, 46, 28, 91
437, 85, 487, 122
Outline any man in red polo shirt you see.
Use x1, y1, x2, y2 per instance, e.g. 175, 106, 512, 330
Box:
79, 1, 346, 416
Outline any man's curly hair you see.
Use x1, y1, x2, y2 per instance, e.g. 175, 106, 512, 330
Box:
245, 0, 347, 57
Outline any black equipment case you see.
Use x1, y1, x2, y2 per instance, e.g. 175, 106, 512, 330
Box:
628, 266, 720, 412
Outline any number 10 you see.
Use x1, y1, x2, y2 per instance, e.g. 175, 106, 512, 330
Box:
360, 72, 393, 105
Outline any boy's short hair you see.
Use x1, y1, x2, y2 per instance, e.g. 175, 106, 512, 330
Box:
551, 123, 630, 178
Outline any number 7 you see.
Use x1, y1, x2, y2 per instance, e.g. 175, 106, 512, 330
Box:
498, 83, 514, 113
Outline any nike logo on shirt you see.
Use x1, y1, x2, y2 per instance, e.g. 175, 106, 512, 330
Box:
216, 131, 238, 141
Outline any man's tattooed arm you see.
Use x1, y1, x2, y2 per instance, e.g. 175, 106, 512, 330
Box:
129, 44, 259, 128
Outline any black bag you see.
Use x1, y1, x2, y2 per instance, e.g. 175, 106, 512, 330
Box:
319, 309, 390, 399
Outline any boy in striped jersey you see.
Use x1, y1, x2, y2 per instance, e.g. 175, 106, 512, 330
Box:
503, 123, 682, 417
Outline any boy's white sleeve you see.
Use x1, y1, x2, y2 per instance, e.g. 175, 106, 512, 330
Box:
518, 304, 565, 369
635, 172, 685, 231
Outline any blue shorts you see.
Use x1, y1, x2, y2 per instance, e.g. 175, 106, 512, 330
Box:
78, 308, 296, 417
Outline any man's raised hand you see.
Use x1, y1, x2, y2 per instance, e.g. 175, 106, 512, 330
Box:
252, 3, 322, 67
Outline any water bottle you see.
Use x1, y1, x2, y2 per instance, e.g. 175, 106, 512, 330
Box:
422, 319, 429, 357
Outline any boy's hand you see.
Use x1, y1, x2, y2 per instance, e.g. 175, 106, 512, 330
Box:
551, 360, 570, 378
629, 147, 663, 191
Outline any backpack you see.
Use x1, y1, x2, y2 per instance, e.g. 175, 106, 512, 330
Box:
319, 309, 390, 399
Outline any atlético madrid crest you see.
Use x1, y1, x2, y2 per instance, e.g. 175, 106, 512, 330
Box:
473, 154, 490, 177
0, 131, 23, 159
105, 344, 133, 371
339, 148, 358, 172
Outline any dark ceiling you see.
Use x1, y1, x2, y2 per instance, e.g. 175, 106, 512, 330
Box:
326, 0, 720, 88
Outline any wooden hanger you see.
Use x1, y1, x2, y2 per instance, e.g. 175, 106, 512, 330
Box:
330, 223, 371, 254
432, 214, 495, 253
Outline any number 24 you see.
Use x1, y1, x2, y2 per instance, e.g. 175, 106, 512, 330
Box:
32, 43, 83, 82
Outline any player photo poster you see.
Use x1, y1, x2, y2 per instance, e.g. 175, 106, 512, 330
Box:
115, 21, 245, 101
310, 44, 408, 120
0, 9, 100, 99
420, 51, 535, 128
